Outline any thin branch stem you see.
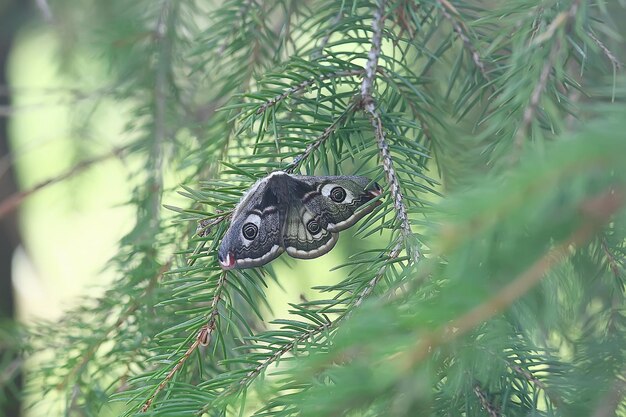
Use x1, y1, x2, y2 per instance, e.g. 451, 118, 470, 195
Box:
473, 383, 500, 417
256, 69, 363, 116
284, 103, 356, 173
601, 235, 623, 279
513, 37, 562, 154
141, 271, 227, 412
514, 0, 580, 155
60, 260, 171, 395
0, 145, 129, 219
360, 0, 416, 257
509, 362, 562, 408
353, 240, 402, 308
436, 0, 489, 80
588, 30, 623, 70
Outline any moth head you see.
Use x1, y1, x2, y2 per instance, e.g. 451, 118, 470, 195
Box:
217, 249, 236, 269
369, 182, 383, 198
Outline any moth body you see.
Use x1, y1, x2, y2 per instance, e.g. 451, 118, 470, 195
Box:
218, 172, 382, 269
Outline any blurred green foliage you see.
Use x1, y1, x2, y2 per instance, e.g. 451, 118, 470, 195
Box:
1, 1, 626, 416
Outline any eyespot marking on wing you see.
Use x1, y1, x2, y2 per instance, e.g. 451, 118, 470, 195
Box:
320, 183, 356, 204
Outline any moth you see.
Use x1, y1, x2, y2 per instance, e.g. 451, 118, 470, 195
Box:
218, 172, 382, 269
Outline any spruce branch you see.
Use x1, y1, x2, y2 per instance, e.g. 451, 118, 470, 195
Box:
353, 240, 403, 308
600, 235, 624, 280
149, 0, 175, 227
588, 30, 623, 70
481, 350, 564, 409
0, 145, 129, 220
255, 69, 364, 116
514, 0, 581, 154
61, 260, 172, 395
397, 188, 624, 371
200, 319, 331, 414
436, 0, 489, 80
360, 0, 416, 256
201, 243, 406, 413
591, 369, 626, 417
140, 336, 203, 412
140, 271, 227, 412
473, 383, 500, 417
514, 37, 563, 155
531, 1, 580, 47
284, 102, 357, 173
217, 0, 256, 56
508, 363, 561, 407
14, 1, 626, 416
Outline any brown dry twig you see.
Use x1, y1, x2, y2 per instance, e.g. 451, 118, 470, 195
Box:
0, 145, 129, 220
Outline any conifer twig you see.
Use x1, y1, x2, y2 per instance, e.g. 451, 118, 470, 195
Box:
513, 38, 562, 154
473, 384, 500, 417
514, 0, 581, 154
141, 271, 227, 412
600, 235, 623, 279
480, 348, 563, 408
360, 0, 416, 256
256, 69, 364, 115
217, 0, 256, 56
201, 243, 404, 413
150, 0, 174, 227
509, 362, 562, 407
436, 0, 489, 80
284, 103, 356, 173
353, 241, 403, 308
60, 259, 171, 398
396, 188, 624, 371
201, 319, 331, 413
587, 30, 623, 70
0, 145, 129, 220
